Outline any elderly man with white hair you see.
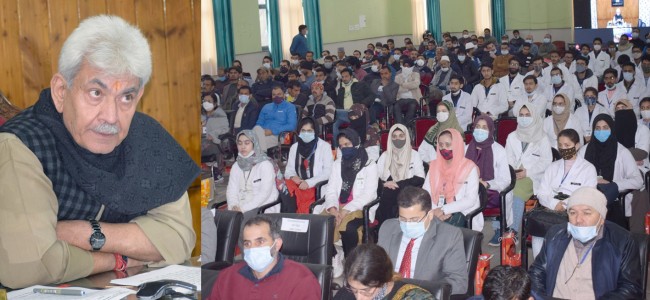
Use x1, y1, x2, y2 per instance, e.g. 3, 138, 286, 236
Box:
529, 187, 643, 299
0, 15, 199, 288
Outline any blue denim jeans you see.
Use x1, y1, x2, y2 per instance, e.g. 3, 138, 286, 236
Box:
493, 195, 525, 233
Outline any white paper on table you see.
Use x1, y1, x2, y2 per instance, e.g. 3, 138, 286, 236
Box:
7, 285, 134, 300
109, 265, 201, 291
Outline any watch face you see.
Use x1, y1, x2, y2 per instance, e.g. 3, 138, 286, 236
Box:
90, 232, 106, 250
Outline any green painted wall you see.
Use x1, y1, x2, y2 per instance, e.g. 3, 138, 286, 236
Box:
440, 0, 475, 33
231, 0, 262, 54
505, 0, 572, 30
320, 0, 413, 44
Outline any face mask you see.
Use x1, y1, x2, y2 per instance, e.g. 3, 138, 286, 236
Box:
552, 105, 565, 115
463, 34, 469, 39
393, 54, 401, 61
273, 96, 284, 104
559, 146, 577, 160
594, 129, 611, 142
533, 65, 542, 72
609, 47, 616, 53
291, 59, 299, 65
501, 50, 509, 55
543, 38, 551, 43
593, 44, 602, 51
567, 218, 600, 243
297, 131, 315, 143
633, 52, 642, 59
401, 66, 413, 75
458, 55, 466, 62
606, 84, 616, 90
341, 147, 358, 160
575, 64, 587, 73
517, 116, 533, 127
440, 67, 449, 72
501, 40, 508, 44
399, 219, 427, 239
244, 241, 276, 272
489, 50, 496, 55
239, 94, 250, 104
202, 102, 215, 111
436, 111, 449, 122
217, 76, 226, 81
632, 32, 639, 38
393, 139, 406, 149
324, 62, 333, 69
263, 62, 271, 69
641, 110, 650, 119
584, 96, 597, 106
416, 59, 425, 67
525, 39, 533, 43
551, 75, 563, 85
370, 64, 379, 73
473, 128, 489, 143
623, 72, 634, 82
440, 149, 453, 160
509, 68, 519, 75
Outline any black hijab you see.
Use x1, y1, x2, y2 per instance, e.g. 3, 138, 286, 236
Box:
348, 103, 369, 144
585, 114, 617, 181
614, 108, 637, 149
338, 128, 369, 204
295, 117, 320, 179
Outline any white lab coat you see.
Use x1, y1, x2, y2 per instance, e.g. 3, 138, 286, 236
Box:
537, 157, 598, 210
597, 87, 627, 116
471, 81, 508, 118
543, 114, 584, 149
578, 143, 645, 216
636, 119, 650, 178
525, 70, 549, 88
570, 73, 598, 103
513, 92, 548, 119
588, 51, 611, 78
423, 164, 483, 231
284, 139, 333, 187
616, 80, 646, 116
574, 104, 610, 138
227, 160, 280, 213
377, 149, 425, 182
544, 83, 575, 111
505, 132, 553, 194
321, 159, 379, 221
442, 91, 474, 131
418, 141, 438, 163
499, 73, 525, 103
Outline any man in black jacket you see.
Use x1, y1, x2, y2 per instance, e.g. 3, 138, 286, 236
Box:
453, 48, 480, 93
332, 68, 373, 146
231, 86, 260, 135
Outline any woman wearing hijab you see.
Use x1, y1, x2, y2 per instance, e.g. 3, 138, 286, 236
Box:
465, 115, 512, 244
578, 114, 643, 229
285, 117, 334, 213
418, 101, 465, 163
423, 128, 481, 231
226, 130, 284, 221
323, 128, 379, 277
346, 103, 381, 162
375, 124, 425, 226
543, 93, 584, 149
505, 103, 553, 236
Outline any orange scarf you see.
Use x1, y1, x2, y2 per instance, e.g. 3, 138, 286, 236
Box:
428, 128, 476, 205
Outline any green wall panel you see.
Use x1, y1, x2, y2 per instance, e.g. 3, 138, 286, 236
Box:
505, 0, 572, 30
440, 0, 475, 33
232, 0, 262, 54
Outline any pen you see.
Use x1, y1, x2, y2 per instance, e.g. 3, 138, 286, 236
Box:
33, 288, 86, 296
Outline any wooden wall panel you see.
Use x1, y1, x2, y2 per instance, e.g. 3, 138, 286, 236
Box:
0, 0, 201, 257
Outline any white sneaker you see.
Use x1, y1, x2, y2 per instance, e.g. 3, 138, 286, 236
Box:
332, 245, 344, 278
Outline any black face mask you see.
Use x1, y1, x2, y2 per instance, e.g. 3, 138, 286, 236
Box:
280, 67, 289, 73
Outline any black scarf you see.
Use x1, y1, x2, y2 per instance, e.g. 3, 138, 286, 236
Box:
584, 114, 617, 181
349, 113, 368, 144
1, 89, 200, 222
339, 128, 368, 204
615, 109, 637, 148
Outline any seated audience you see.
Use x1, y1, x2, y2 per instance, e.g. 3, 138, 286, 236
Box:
454, 49, 480, 93
286, 80, 309, 107
543, 93, 584, 149
419, 101, 466, 163
378, 186, 468, 294
252, 86, 297, 152
423, 129, 482, 231
443, 74, 474, 131
394, 58, 421, 125
252, 67, 277, 104
529, 187, 643, 299
572, 56, 598, 102
284, 117, 333, 213
210, 215, 321, 300
472, 63, 508, 119
302, 82, 335, 128
369, 66, 399, 125
640, 97, 650, 129
375, 124, 425, 226
574, 87, 606, 142
232, 86, 260, 135
514, 75, 547, 118
429, 55, 456, 98
498, 58, 525, 115
202, 93, 229, 144
598, 68, 626, 116
333, 68, 373, 147
544, 68, 575, 112
347, 103, 381, 162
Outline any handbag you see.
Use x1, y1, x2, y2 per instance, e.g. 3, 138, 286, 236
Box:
526, 206, 567, 237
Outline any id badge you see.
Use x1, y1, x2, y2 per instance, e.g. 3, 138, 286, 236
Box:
439, 195, 445, 205
202, 126, 207, 135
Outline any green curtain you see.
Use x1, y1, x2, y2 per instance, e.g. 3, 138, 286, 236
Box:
267, 0, 283, 68
491, 0, 506, 41
302, 0, 322, 59
426, 0, 442, 44
213, 0, 234, 68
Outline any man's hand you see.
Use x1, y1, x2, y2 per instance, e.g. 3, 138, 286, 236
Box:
291, 176, 302, 184
299, 181, 310, 190
439, 213, 452, 221
383, 181, 399, 190
554, 202, 566, 212
264, 129, 273, 136
432, 208, 444, 218
597, 178, 610, 184
56, 220, 93, 251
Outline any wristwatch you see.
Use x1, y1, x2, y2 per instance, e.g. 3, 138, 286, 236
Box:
88, 219, 106, 251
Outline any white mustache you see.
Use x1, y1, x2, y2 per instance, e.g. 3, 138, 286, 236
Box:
93, 123, 120, 135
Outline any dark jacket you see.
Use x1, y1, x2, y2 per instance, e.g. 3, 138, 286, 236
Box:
335, 81, 374, 109
369, 79, 399, 107
232, 100, 260, 134
454, 60, 480, 89
252, 79, 280, 103
529, 221, 642, 300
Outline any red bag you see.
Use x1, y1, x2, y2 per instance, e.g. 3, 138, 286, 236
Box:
475, 254, 493, 295
645, 212, 650, 234
501, 231, 521, 267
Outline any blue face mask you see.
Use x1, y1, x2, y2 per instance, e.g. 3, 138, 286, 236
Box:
567, 218, 600, 243
399, 218, 427, 239
584, 96, 597, 106
217, 76, 226, 81
341, 147, 358, 160
593, 129, 611, 143
299, 132, 315, 143
473, 128, 490, 143
243, 241, 276, 272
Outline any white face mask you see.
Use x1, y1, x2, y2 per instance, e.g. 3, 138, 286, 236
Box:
371, 65, 379, 73
463, 34, 469, 39
291, 59, 299, 65
623, 72, 634, 82
633, 52, 642, 59
593, 44, 602, 51
501, 50, 509, 55
517, 116, 533, 127
202, 102, 215, 111
436, 111, 449, 122
416, 59, 425, 67
551, 75, 563, 85
401, 66, 413, 75
243, 241, 277, 272
263, 62, 271, 69
641, 110, 650, 119
458, 55, 466, 62
440, 67, 449, 72
525, 39, 533, 43
552, 105, 565, 115
567, 217, 601, 243
543, 38, 551, 43
393, 54, 401, 60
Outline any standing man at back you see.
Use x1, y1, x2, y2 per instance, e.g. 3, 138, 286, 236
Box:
290, 25, 309, 60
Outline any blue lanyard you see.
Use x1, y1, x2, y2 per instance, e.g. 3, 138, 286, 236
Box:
560, 163, 573, 185
578, 243, 595, 265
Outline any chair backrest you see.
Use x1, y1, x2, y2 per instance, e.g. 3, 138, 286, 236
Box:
410, 117, 437, 149
494, 117, 517, 147
263, 213, 335, 265
459, 227, 483, 296
302, 263, 333, 300
214, 210, 244, 263
401, 279, 451, 300
201, 268, 220, 298
631, 233, 649, 297
551, 147, 561, 161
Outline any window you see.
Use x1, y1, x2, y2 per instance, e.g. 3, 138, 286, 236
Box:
259, 0, 269, 51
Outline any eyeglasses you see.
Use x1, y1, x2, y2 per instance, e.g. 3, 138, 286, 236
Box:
344, 282, 379, 297
398, 210, 430, 223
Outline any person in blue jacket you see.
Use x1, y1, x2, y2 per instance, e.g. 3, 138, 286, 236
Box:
290, 25, 309, 59
252, 85, 297, 152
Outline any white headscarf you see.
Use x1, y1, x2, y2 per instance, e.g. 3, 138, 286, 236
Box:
381, 124, 412, 182
513, 102, 545, 143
